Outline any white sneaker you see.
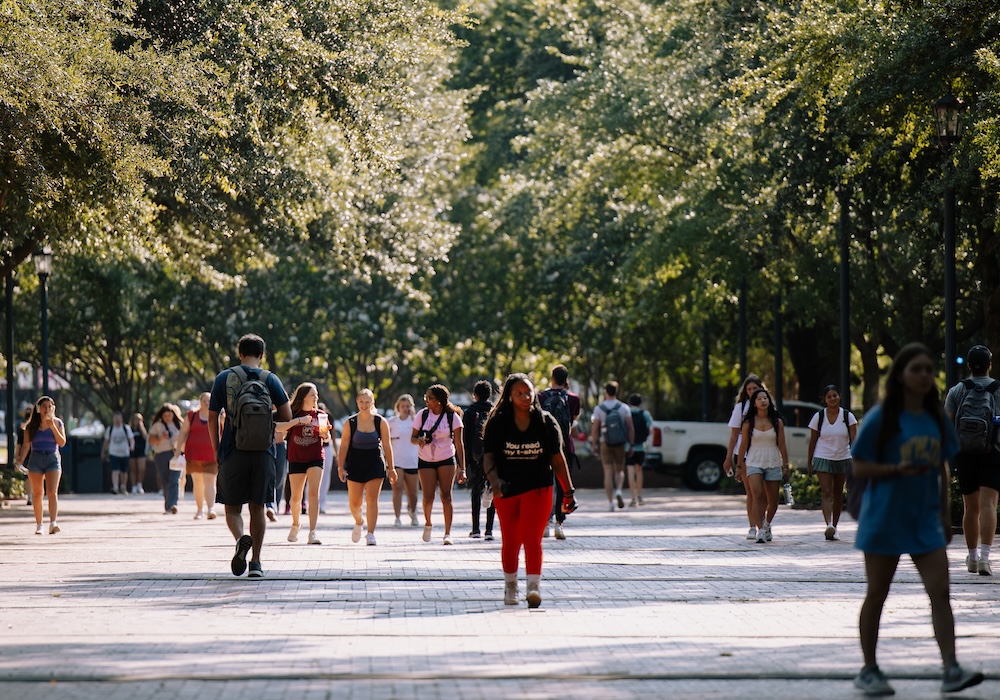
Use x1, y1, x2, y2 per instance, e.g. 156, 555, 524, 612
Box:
763, 522, 772, 542
265, 506, 277, 522
543, 523, 551, 538
504, 581, 519, 605
287, 524, 300, 543
746, 526, 757, 540
136, 485, 145, 494
207, 510, 217, 520
48, 523, 60, 534
34, 524, 43, 535
967, 554, 979, 573
979, 559, 993, 576
443, 534, 453, 545
352, 522, 363, 543
422, 525, 432, 542
608, 501, 616, 512
824, 524, 836, 540
307, 530, 321, 545
394, 517, 402, 528
554, 524, 566, 540
756, 528, 767, 544
366, 532, 377, 546
194, 510, 204, 520
410, 512, 419, 526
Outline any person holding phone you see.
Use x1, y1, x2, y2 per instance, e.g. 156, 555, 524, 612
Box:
15, 396, 67, 535
850, 343, 983, 696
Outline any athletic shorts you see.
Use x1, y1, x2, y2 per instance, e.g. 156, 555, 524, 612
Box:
346, 448, 386, 483
217, 450, 275, 506
418, 457, 456, 470
109, 455, 130, 473
287, 460, 324, 476
625, 450, 645, 467
955, 450, 1000, 495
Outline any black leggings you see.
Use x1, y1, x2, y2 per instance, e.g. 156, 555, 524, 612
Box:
468, 457, 495, 533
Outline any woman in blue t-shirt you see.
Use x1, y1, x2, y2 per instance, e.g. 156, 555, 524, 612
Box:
482, 373, 576, 609
850, 343, 982, 696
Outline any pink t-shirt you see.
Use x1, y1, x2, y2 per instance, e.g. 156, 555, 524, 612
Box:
415, 408, 460, 463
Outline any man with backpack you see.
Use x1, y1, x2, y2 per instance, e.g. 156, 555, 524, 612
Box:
625, 394, 652, 507
538, 365, 582, 539
463, 379, 496, 540
209, 334, 292, 579
945, 345, 1000, 576
590, 381, 635, 512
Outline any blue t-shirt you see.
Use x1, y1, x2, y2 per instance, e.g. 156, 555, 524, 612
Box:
851, 405, 958, 556
209, 365, 289, 463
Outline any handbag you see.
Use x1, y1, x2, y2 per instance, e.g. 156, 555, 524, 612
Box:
168, 453, 186, 472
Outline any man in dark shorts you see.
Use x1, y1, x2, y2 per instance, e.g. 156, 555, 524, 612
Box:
945, 344, 1000, 576
209, 334, 292, 578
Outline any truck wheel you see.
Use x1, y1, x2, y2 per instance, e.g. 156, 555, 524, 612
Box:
684, 450, 724, 491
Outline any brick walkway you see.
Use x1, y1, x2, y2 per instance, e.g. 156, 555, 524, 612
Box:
0, 488, 995, 699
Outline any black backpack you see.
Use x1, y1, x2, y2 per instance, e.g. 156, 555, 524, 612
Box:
228, 366, 274, 452
814, 408, 854, 444
542, 389, 573, 449
630, 408, 650, 446
954, 378, 1000, 454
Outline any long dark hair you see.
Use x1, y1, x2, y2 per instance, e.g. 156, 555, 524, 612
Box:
24, 396, 54, 442
876, 342, 945, 459
484, 373, 543, 434
742, 388, 782, 454
425, 384, 462, 416
154, 403, 182, 429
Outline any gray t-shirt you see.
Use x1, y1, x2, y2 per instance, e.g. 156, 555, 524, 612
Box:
944, 375, 1000, 420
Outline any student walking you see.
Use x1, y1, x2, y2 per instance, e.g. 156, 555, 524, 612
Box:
14, 396, 67, 535
483, 374, 576, 607
944, 344, 1000, 576
149, 403, 184, 514
738, 388, 789, 543
284, 383, 331, 545
174, 392, 220, 520
102, 411, 134, 495
590, 381, 634, 511
851, 342, 983, 696
625, 393, 651, 507
209, 333, 292, 578
806, 385, 858, 541
538, 364, 581, 540
337, 389, 396, 545
387, 394, 420, 527
129, 413, 149, 494
724, 375, 764, 539
412, 384, 466, 545
464, 380, 495, 539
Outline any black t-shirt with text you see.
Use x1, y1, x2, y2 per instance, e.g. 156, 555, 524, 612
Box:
482, 410, 563, 498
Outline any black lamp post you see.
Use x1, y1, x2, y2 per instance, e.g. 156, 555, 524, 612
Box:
933, 92, 963, 389
32, 246, 53, 396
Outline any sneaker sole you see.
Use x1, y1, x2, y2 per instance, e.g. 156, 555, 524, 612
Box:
616, 495, 625, 509
942, 671, 984, 693
231, 535, 253, 576
526, 591, 542, 609
824, 526, 836, 540
247, 567, 264, 579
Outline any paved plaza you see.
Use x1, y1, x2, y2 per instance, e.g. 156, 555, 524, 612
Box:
0, 487, 996, 699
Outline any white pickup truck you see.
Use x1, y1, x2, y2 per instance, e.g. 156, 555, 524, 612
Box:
643, 400, 823, 490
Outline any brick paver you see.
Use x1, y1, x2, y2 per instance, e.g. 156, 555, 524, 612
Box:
0, 488, 995, 698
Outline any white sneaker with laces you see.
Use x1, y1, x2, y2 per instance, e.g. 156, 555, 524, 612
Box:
308, 530, 321, 545
443, 534, 453, 545
410, 512, 419, 527
824, 524, 836, 540
194, 510, 204, 520
763, 522, 772, 542
554, 524, 565, 540
526, 581, 541, 609
978, 559, 992, 576
504, 581, 519, 605
756, 528, 767, 544
394, 517, 402, 528
287, 524, 300, 543
366, 532, 376, 546
352, 522, 363, 543
608, 501, 616, 512
966, 554, 979, 573
34, 524, 43, 535
746, 527, 757, 540
543, 523, 551, 538
48, 523, 60, 535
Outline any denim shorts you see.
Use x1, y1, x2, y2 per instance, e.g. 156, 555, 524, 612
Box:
746, 465, 782, 481
27, 450, 62, 475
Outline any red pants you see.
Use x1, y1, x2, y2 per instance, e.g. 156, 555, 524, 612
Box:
493, 485, 553, 575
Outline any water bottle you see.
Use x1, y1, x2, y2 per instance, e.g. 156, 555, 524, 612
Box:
783, 482, 795, 507
481, 487, 493, 510
15, 464, 29, 476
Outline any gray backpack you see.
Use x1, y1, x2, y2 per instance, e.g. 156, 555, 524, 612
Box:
602, 401, 628, 446
228, 366, 274, 451
955, 378, 1000, 455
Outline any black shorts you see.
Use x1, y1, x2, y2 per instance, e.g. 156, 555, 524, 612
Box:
954, 450, 1000, 495
346, 447, 386, 483
625, 450, 645, 467
217, 450, 275, 506
287, 460, 324, 475
418, 457, 456, 470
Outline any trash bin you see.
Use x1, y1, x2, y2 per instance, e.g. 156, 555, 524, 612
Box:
69, 436, 105, 493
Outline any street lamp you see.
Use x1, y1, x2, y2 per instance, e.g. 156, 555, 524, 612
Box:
933, 92, 963, 389
32, 246, 53, 396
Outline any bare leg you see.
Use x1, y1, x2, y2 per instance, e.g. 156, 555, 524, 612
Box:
438, 465, 457, 536
818, 472, 835, 525
739, 466, 755, 527
225, 504, 244, 541
347, 480, 365, 525
45, 470, 60, 524
29, 472, 44, 527
979, 487, 998, 548
747, 473, 766, 527
419, 468, 438, 527
404, 471, 419, 518
306, 466, 323, 531
764, 479, 780, 523
365, 478, 383, 533
602, 460, 614, 503
191, 472, 206, 513
911, 548, 956, 666
831, 473, 847, 527
860, 553, 900, 667
287, 473, 306, 529
247, 502, 266, 563
204, 473, 217, 512
391, 472, 403, 519
962, 490, 981, 552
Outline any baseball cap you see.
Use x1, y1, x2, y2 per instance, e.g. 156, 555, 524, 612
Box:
967, 345, 992, 372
